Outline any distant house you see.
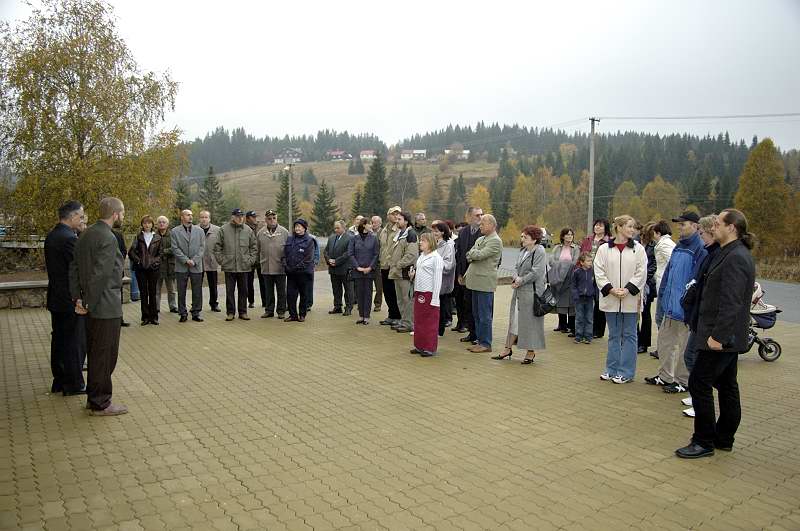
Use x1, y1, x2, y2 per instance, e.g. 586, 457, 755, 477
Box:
413, 149, 427, 160
400, 149, 414, 160
326, 149, 352, 161
274, 148, 303, 165
444, 148, 470, 161
360, 150, 377, 161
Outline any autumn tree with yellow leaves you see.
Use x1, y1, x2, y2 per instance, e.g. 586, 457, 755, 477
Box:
0, 0, 182, 233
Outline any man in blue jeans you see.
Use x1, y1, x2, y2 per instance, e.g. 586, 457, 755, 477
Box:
464, 214, 503, 353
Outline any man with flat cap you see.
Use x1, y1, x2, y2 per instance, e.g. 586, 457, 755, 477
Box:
244, 210, 266, 309
214, 208, 258, 320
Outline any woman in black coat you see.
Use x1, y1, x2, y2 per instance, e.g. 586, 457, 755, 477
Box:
128, 215, 162, 325
638, 223, 658, 353
348, 219, 379, 324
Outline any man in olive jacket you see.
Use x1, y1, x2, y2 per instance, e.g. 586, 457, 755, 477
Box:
464, 214, 503, 353
676, 209, 756, 459
68, 197, 128, 416
257, 209, 289, 318
388, 212, 418, 333
155, 216, 178, 314
214, 208, 257, 320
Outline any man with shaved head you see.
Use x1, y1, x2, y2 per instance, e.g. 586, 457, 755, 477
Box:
171, 209, 206, 322
154, 216, 178, 314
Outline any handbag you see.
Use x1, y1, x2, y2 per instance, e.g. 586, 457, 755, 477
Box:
529, 248, 556, 317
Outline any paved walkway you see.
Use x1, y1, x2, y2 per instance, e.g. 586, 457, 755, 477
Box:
2, 274, 799, 530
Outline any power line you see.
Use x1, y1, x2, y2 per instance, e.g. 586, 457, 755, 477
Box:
600, 112, 800, 121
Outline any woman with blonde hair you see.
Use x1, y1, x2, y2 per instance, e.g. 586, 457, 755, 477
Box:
410, 232, 444, 356
594, 215, 647, 384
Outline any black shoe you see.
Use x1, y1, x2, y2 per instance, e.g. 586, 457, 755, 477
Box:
140, 320, 149, 326
410, 348, 422, 354
179, 315, 187, 323
676, 443, 714, 459
192, 316, 204, 322
644, 375, 668, 386
395, 327, 412, 333
491, 349, 513, 360
420, 351, 435, 357
248, 302, 255, 308
637, 346, 648, 354
277, 313, 285, 319
713, 442, 733, 452
567, 332, 575, 338
460, 336, 477, 343
169, 308, 179, 314
553, 327, 563, 332
130, 297, 140, 302
261, 312, 274, 319
121, 321, 131, 327
210, 306, 221, 313
150, 319, 159, 325
328, 308, 342, 314
650, 350, 659, 359
380, 319, 395, 326
63, 387, 87, 396
343, 310, 352, 316
238, 314, 250, 321
444, 321, 452, 328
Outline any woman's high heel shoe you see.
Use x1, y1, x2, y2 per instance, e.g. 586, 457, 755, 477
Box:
521, 351, 536, 364
491, 348, 513, 360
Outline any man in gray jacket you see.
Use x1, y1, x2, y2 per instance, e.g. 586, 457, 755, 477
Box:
198, 210, 222, 312
257, 209, 289, 318
171, 209, 205, 323
214, 208, 258, 320
69, 197, 127, 416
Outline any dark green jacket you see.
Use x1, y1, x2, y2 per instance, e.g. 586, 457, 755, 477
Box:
213, 221, 257, 273
157, 228, 176, 276
69, 220, 124, 319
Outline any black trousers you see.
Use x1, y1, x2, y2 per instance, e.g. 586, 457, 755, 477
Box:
381, 269, 401, 320
76, 314, 87, 371
557, 313, 576, 332
287, 272, 312, 318
247, 264, 266, 307
354, 276, 373, 318
639, 294, 655, 349
135, 268, 160, 321
206, 270, 219, 308
458, 286, 476, 338
86, 317, 121, 410
438, 293, 453, 336
50, 311, 85, 393
690, 350, 742, 449
593, 293, 606, 338
306, 273, 315, 308
224, 272, 248, 316
330, 273, 353, 310
176, 272, 203, 317
262, 274, 287, 315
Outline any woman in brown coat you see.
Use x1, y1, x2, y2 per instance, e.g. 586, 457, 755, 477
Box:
129, 215, 163, 325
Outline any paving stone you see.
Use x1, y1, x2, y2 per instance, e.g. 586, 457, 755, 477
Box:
1, 280, 799, 529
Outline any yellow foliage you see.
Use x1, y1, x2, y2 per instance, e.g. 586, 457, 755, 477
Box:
499, 218, 522, 246
298, 200, 313, 220
405, 198, 425, 216
641, 175, 682, 222
467, 184, 491, 214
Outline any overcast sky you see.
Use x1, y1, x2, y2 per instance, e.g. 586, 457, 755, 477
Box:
3, 0, 799, 149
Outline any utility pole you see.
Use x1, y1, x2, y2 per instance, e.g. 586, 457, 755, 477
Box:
587, 117, 599, 236
285, 163, 294, 226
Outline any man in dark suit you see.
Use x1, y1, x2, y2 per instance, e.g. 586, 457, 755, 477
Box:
45, 200, 86, 395
324, 220, 353, 315
454, 206, 484, 342
69, 197, 128, 416
676, 209, 756, 459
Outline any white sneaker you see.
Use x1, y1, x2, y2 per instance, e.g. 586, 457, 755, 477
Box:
600, 373, 611, 381
681, 397, 693, 407
683, 407, 695, 417
612, 375, 631, 384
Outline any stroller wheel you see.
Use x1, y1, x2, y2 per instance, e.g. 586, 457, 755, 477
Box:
758, 339, 782, 362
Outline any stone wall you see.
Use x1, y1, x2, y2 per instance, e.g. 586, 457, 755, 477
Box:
0, 279, 132, 310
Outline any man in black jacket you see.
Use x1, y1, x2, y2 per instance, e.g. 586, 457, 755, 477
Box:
454, 207, 483, 341
676, 209, 756, 459
44, 200, 86, 395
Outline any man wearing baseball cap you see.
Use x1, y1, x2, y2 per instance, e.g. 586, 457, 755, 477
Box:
645, 211, 708, 396
213, 208, 258, 320
244, 210, 266, 310
378, 206, 403, 325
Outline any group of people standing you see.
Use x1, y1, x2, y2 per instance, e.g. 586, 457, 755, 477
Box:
46, 195, 757, 460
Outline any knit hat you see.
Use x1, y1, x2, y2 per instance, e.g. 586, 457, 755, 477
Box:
293, 218, 308, 230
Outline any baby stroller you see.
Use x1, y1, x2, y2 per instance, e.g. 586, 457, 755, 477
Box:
746, 282, 782, 362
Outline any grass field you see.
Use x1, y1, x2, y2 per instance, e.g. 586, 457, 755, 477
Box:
214, 159, 500, 218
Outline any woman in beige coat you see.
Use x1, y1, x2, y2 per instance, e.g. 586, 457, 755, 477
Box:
594, 215, 648, 384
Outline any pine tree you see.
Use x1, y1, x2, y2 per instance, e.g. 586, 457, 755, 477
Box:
351, 157, 365, 175
198, 166, 224, 220
735, 138, 791, 255
173, 178, 192, 224
362, 152, 388, 216
275, 170, 300, 228
428, 174, 443, 217
311, 180, 338, 235
490, 150, 515, 228
301, 167, 317, 185
347, 159, 355, 175
302, 185, 311, 201
350, 187, 363, 219
446, 174, 467, 220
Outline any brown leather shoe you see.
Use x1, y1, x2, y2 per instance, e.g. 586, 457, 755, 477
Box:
238, 314, 250, 321
469, 345, 492, 353
90, 403, 128, 416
